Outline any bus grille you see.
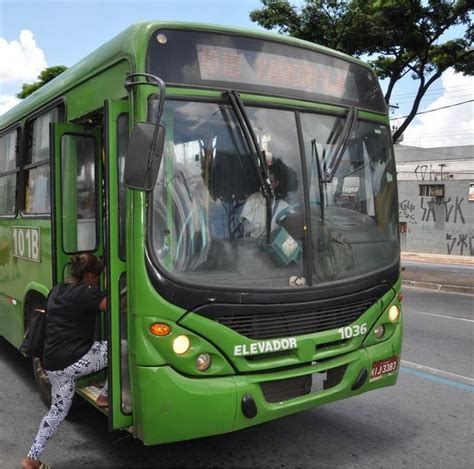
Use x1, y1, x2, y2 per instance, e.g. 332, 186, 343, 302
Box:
215, 298, 377, 339
260, 365, 347, 403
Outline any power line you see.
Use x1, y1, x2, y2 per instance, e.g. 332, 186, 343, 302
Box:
401, 124, 472, 130
390, 84, 474, 99
403, 127, 474, 134
391, 83, 473, 95
394, 148, 474, 158
390, 99, 474, 120
394, 92, 473, 105
395, 126, 473, 135
392, 92, 459, 102
398, 134, 474, 145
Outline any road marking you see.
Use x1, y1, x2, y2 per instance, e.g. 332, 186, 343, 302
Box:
404, 308, 474, 323
401, 360, 474, 392
401, 360, 474, 385
400, 368, 474, 393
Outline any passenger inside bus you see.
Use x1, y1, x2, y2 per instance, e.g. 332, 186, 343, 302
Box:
150, 102, 306, 284
240, 156, 296, 238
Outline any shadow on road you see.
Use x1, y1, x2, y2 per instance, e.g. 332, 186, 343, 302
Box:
1, 336, 417, 468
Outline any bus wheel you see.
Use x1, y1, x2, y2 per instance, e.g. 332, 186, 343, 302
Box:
33, 356, 52, 408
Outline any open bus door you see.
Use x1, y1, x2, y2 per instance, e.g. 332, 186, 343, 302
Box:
50, 122, 107, 401
51, 110, 133, 430
51, 123, 103, 282
103, 99, 133, 430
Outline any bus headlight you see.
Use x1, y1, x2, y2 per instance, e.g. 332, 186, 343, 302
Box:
196, 353, 212, 371
388, 305, 400, 322
173, 335, 190, 355
374, 324, 385, 338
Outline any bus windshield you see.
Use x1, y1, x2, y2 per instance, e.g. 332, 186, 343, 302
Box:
149, 100, 398, 289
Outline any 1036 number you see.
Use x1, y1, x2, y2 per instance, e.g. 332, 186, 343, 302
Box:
338, 323, 367, 339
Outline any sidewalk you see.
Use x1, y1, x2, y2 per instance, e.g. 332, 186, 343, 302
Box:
401, 251, 474, 295
401, 251, 474, 266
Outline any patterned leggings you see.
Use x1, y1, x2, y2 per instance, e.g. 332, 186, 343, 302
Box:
28, 341, 108, 461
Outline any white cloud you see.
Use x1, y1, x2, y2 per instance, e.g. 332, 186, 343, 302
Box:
0, 30, 47, 84
395, 69, 474, 148
0, 94, 21, 115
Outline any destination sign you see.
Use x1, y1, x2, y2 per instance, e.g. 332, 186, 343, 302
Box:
197, 44, 356, 102
147, 29, 387, 113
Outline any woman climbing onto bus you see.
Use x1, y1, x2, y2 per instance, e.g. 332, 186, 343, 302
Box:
21, 253, 108, 469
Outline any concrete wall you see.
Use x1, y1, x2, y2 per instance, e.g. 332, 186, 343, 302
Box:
395, 145, 474, 257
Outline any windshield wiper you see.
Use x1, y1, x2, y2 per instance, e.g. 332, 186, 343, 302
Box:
225, 90, 274, 242
311, 139, 326, 228
323, 107, 358, 182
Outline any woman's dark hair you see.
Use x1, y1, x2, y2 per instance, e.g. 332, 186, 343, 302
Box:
70, 253, 103, 281
270, 157, 298, 199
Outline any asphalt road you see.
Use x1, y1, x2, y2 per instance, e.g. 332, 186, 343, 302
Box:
1, 288, 473, 468
402, 260, 474, 278
401, 260, 474, 291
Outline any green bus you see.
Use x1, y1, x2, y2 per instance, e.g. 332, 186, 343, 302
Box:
0, 22, 402, 445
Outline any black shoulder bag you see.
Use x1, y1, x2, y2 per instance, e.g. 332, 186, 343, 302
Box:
19, 307, 47, 358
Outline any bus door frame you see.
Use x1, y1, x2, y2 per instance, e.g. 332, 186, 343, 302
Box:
50, 123, 103, 284
104, 99, 134, 430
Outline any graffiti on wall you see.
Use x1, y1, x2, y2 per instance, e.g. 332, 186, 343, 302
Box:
399, 200, 416, 224
446, 231, 474, 256
420, 196, 465, 223
414, 164, 453, 181
399, 195, 471, 256
400, 196, 466, 225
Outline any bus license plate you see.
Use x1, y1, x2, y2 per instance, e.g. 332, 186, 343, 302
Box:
370, 356, 399, 381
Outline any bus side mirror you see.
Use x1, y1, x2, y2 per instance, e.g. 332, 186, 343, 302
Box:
124, 122, 165, 191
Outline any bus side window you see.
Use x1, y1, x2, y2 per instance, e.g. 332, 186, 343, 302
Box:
61, 134, 98, 252
24, 108, 60, 215
0, 129, 19, 216
117, 114, 129, 260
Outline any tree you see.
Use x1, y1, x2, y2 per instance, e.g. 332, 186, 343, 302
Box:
17, 66, 68, 99
250, 0, 473, 143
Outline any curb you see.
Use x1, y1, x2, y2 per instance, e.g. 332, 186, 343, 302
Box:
402, 280, 474, 296
401, 252, 474, 266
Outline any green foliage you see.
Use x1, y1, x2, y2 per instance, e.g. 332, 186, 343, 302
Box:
250, 0, 473, 142
17, 66, 68, 99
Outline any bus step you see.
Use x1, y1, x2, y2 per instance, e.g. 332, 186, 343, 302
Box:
77, 385, 108, 413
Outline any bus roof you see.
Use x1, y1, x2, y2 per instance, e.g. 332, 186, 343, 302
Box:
1, 21, 369, 130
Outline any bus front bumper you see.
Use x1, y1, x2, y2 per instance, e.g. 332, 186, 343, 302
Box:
135, 324, 402, 445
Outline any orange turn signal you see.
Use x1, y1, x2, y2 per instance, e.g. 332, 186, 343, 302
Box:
398, 293, 404, 302
150, 323, 171, 336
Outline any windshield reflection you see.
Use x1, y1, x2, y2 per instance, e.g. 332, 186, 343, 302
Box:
151, 101, 305, 288
150, 100, 399, 290
301, 113, 399, 282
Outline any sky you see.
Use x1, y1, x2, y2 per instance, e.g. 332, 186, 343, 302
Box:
1, 0, 473, 148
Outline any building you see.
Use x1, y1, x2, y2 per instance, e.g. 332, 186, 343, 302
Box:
395, 145, 474, 256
